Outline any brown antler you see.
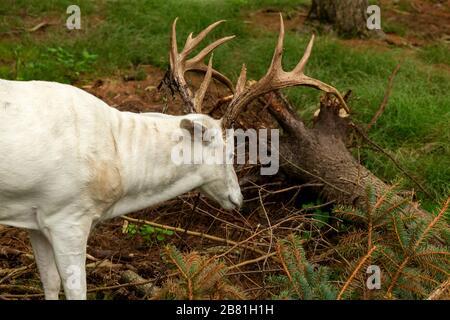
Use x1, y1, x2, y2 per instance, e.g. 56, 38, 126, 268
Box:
168, 18, 235, 113
221, 13, 349, 128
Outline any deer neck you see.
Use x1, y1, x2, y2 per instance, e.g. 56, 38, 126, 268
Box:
103, 111, 204, 219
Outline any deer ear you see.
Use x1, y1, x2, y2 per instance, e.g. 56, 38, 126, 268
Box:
180, 119, 208, 142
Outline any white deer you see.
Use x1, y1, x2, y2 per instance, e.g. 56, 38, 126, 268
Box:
0, 15, 345, 299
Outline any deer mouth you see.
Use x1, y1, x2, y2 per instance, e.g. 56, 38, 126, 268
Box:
228, 194, 242, 209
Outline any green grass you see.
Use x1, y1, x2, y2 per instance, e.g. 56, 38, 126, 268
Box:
419, 43, 450, 66
383, 20, 407, 37
0, 0, 449, 209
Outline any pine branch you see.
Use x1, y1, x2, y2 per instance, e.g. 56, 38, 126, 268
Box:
337, 245, 377, 300
413, 197, 449, 251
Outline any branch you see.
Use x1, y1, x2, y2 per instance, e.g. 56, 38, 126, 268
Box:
367, 63, 402, 130
352, 123, 436, 203
337, 245, 377, 300
427, 277, 450, 300
122, 216, 268, 256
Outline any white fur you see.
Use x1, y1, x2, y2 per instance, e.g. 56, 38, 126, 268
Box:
0, 79, 243, 299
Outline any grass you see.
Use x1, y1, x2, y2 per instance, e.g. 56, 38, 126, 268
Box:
0, 0, 449, 210
383, 20, 407, 37
419, 43, 450, 66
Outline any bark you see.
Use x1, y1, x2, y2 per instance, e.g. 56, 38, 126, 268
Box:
265, 92, 430, 220
308, 0, 369, 37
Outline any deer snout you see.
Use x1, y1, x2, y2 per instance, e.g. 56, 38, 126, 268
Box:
228, 193, 243, 209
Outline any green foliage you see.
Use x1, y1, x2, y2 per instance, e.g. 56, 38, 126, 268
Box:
332, 186, 449, 299
383, 20, 407, 37
419, 43, 450, 66
269, 234, 338, 300
303, 203, 330, 229
13, 46, 97, 83
124, 223, 174, 243
156, 245, 246, 300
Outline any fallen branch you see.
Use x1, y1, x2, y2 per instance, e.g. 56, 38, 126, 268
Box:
368, 63, 402, 130
0, 278, 159, 300
0, 264, 34, 284
117, 270, 158, 297
227, 252, 277, 271
86, 260, 122, 269
0, 284, 42, 294
122, 216, 268, 256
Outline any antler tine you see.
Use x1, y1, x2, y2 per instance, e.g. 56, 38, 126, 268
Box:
181, 20, 226, 58
186, 35, 235, 68
267, 13, 285, 75
193, 55, 213, 113
167, 18, 235, 113
294, 34, 314, 74
235, 64, 247, 96
169, 17, 179, 70
221, 13, 349, 128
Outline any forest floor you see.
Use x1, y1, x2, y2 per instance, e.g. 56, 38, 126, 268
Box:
0, 0, 449, 299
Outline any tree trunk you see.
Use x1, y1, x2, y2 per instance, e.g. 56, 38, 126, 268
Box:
265, 92, 431, 220
308, 0, 369, 37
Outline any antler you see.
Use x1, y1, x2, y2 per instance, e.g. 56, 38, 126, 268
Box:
168, 18, 235, 113
221, 13, 349, 128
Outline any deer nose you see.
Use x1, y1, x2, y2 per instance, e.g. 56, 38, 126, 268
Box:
228, 194, 242, 209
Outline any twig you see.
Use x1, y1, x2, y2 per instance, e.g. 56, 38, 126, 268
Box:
0, 293, 44, 299
279, 152, 352, 195
258, 189, 273, 269
27, 21, 50, 33
352, 123, 436, 202
0, 263, 34, 284
244, 183, 323, 202
226, 268, 281, 276
387, 198, 450, 298
0, 280, 159, 300
179, 197, 251, 232
337, 245, 377, 300
86, 279, 156, 294
427, 277, 450, 300
122, 216, 267, 256
0, 284, 42, 294
413, 197, 449, 250
367, 63, 402, 130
